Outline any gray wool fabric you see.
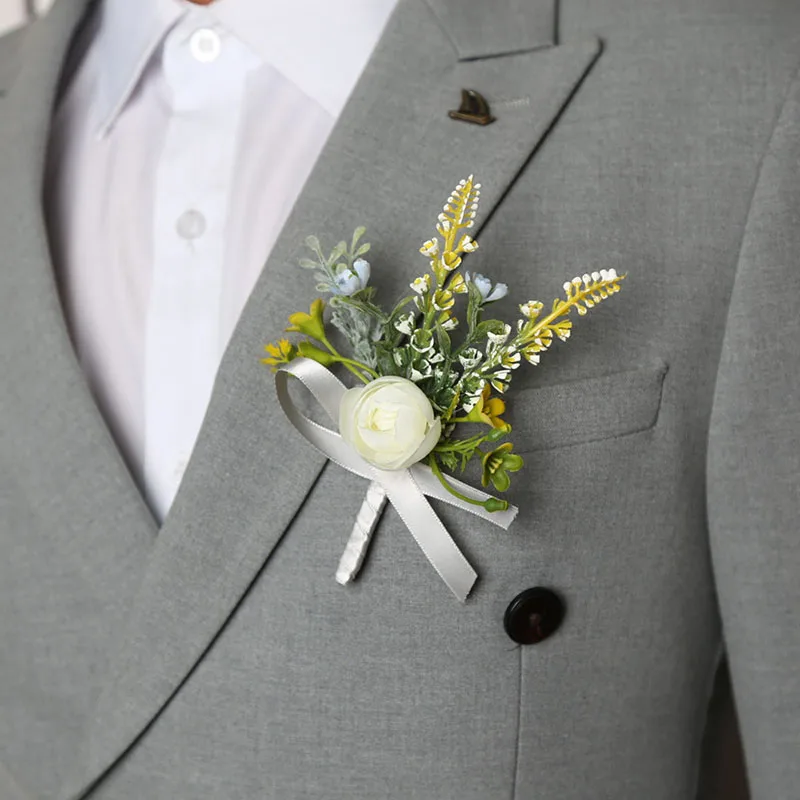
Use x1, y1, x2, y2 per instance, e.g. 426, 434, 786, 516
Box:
1, 0, 800, 797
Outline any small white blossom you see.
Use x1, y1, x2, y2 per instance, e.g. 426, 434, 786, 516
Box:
441, 316, 459, 331
410, 330, 434, 353
419, 239, 440, 257
331, 259, 371, 296
410, 274, 431, 294
458, 347, 483, 370
490, 378, 508, 393
394, 312, 415, 335
462, 386, 485, 413
466, 272, 508, 303
486, 324, 512, 347
409, 360, 433, 382
524, 350, 541, 365
459, 235, 479, 253
519, 300, 543, 319
432, 290, 455, 311
502, 348, 521, 369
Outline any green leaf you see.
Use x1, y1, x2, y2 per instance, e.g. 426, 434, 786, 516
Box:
328, 241, 347, 265
305, 235, 323, 259
434, 321, 451, 357
355, 243, 371, 256
297, 341, 336, 366
437, 450, 459, 472
298, 257, 319, 269
387, 295, 416, 320
466, 282, 483, 333
486, 426, 511, 442
475, 319, 507, 338
384, 296, 417, 341
351, 226, 367, 251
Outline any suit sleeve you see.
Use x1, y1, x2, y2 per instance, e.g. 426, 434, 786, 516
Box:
706, 73, 800, 799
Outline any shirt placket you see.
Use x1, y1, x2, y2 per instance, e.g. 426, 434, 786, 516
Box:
143, 16, 256, 521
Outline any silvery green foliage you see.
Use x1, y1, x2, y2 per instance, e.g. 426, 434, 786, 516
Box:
330, 303, 381, 368
299, 228, 372, 295
299, 227, 385, 367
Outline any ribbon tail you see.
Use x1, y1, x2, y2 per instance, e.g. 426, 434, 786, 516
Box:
381, 470, 478, 602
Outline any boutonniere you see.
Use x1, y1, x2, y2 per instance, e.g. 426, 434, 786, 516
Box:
263, 175, 625, 600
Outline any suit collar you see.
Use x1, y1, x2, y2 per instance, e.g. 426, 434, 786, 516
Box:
424, 0, 558, 58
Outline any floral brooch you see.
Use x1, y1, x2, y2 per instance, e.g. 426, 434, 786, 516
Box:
264, 175, 625, 600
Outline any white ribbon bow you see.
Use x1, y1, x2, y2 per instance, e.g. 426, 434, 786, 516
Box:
276, 358, 518, 601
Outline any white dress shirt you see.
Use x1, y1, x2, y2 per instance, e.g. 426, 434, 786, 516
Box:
45, 0, 398, 522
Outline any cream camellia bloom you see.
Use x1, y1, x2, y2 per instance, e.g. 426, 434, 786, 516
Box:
339, 376, 442, 470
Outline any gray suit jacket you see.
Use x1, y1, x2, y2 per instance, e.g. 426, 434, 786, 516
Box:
2, 0, 799, 797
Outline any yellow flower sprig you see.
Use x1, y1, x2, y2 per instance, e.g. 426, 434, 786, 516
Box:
513, 269, 626, 365
261, 338, 296, 369
264, 299, 378, 383
416, 175, 481, 332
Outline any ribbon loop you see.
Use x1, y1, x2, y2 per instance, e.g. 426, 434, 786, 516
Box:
276, 358, 518, 601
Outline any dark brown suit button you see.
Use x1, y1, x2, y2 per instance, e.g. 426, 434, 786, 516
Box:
504, 587, 565, 645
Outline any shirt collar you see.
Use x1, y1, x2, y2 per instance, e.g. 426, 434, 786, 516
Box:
211, 0, 399, 117
94, 0, 185, 137
92, 0, 399, 136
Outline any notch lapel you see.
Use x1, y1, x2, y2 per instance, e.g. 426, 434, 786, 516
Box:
41, 0, 602, 796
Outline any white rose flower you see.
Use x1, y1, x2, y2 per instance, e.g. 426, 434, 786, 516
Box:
339, 376, 442, 470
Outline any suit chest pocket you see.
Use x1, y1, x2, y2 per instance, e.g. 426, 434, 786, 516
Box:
505, 359, 668, 453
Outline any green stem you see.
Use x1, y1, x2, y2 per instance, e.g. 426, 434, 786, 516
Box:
335, 356, 377, 381
434, 431, 491, 453
428, 454, 491, 508
320, 337, 379, 381
334, 296, 388, 324
336, 360, 372, 384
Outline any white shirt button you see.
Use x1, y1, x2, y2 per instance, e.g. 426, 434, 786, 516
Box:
176, 209, 207, 240
189, 28, 222, 63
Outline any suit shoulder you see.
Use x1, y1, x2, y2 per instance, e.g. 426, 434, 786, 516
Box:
687, 0, 800, 40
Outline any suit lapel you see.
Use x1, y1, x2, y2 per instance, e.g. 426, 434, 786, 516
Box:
0, 0, 159, 532
16, 0, 600, 796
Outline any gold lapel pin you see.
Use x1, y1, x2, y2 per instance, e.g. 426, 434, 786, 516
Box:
448, 89, 496, 126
